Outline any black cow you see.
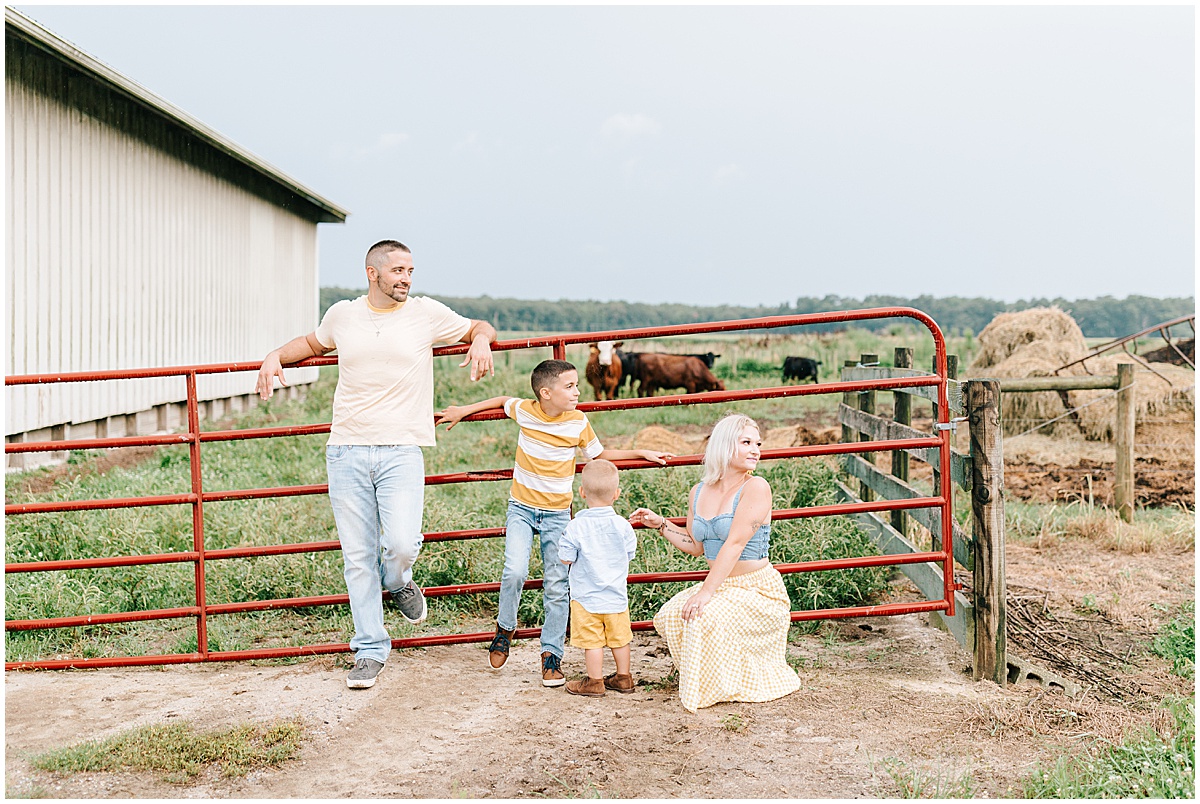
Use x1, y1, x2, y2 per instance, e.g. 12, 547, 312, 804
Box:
782, 356, 821, 384
618, 350, 641, 392
683, 352, 720, 368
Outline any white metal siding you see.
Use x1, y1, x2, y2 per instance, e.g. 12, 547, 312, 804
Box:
5, 64, 320, 436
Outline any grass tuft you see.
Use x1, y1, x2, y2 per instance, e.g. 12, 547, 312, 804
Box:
30, 719, 305, 783
880, 756, 974, 798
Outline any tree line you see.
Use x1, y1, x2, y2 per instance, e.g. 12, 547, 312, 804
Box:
320, 287, 1194, 339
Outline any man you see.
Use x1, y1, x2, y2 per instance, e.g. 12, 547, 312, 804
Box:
256, 239, 496, 689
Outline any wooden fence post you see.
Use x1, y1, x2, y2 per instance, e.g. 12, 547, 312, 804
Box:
841, 359, 857, 446
967, 379, 1006, 684
858, 353, 878, 502
891, 347, 912, 535
1114, 362, 1136, 523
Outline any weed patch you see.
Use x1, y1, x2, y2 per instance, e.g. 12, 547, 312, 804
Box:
1020, 696, 1194, 798
30, 719, 305, 784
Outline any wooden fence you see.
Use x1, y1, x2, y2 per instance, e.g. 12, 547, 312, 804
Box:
837, 349, 1079, 694
989, 364, 1137, 522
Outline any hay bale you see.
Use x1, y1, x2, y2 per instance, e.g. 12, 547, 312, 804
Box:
968, 306, 1195, 440
1070, 359, 1195, 441
970, 307, 1088, 371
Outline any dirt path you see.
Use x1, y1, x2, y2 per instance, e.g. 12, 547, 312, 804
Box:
3, 600, 1154, 800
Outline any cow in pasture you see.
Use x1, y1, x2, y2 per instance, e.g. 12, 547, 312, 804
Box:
618, 349, 641, 393
634, 353, 725, 397
586, 341, 623, 400
682, 352, 720, 368
782, 356, 821, 384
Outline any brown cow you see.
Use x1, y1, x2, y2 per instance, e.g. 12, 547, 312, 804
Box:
634, 353, 725, 397
586, 341, 623, 400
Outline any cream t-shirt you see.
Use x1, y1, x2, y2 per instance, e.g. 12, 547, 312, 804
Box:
315, 295, 472, 446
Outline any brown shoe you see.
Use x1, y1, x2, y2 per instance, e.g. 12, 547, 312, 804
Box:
566, 677, 605, 697
487, 626, 515, 669
603, 672, 636, 694
541, 651, 565, 687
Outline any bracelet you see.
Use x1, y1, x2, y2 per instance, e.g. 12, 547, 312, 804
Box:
657, 518, 669, 534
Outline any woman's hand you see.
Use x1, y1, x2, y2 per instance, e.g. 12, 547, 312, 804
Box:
681, 589, 713, 622
629, 508, 665, 530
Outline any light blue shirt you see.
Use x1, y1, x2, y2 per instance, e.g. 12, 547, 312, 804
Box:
559, 506, 637, 615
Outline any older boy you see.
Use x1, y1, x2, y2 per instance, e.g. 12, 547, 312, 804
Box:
435, 360, 669, 686
560, 459, 638, 697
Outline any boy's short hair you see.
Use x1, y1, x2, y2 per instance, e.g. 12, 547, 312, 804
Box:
530, 359, 577, 398
581, 459, 619, 501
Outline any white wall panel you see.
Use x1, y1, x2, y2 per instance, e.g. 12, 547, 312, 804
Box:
5, 73, 321, 436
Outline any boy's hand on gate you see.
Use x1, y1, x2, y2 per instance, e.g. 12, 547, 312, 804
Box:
637, 449, 674, 466
435, 406, 468, 430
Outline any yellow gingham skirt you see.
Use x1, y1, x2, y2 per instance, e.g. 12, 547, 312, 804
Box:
654, 564, 801, 713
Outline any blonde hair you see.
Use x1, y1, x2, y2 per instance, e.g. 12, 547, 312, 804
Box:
581, 459, 620, 502
702, 413, 760, 485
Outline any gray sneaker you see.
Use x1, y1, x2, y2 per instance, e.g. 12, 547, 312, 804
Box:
346, 658, 384, 689
393, 580, 428, 624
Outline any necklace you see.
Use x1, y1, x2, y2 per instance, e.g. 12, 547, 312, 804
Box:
366, 300, 401, 336
367, 306, 385, 337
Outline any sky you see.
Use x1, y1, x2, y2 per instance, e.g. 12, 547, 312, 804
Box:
12, 3, 1196, 307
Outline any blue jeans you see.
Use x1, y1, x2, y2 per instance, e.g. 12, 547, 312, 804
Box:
498, 500, 572, 659
326, 444, 425, 663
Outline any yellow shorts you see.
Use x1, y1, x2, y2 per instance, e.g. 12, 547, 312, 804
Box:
570, 601, 633, 649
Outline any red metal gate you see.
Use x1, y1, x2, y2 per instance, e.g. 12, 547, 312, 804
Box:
5, 308, 956, 670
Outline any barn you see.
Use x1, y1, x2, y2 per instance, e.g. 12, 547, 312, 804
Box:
4, 9, 348, 469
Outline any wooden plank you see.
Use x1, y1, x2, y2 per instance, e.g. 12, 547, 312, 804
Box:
986, 375, 1119, 392
837, 404, 972, 490
840, 366, 964, 413
834, 482, 973, 650
840, 454, 973, 570
967, 380, 1006, 684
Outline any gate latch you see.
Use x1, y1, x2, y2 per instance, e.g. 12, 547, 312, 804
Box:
934, 416, 968, 432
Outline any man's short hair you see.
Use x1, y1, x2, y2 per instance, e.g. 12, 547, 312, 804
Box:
530, 359, 576, 397
581, 459, 619, 501
365, 239, 411, 268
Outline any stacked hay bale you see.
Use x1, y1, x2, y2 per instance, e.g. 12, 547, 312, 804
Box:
967, 307, 1195, 441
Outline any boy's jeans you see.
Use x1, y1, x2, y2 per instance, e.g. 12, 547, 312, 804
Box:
497, 500, 572, 659
326, 444, 425, 663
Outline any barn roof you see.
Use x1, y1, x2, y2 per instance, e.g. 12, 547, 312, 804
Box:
5, 7, 349, 224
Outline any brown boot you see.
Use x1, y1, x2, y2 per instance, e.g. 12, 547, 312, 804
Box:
487, 626, 515, 669
541, 652, 565, 687
603, 672, 636, 694
566, 677, 606, 697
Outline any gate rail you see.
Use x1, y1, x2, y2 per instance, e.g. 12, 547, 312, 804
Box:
6, 307, 956, 670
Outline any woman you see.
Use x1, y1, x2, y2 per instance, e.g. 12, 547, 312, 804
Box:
631, 413, 801, 712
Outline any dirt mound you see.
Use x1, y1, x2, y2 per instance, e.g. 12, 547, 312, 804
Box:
632, 425, 706, 455
761, 425, 841, 450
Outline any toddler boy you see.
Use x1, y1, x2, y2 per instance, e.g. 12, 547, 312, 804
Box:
435, 359, 668, 686
560, 459, 638, 697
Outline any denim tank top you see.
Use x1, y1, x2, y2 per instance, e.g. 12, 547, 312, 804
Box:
691, 482, 770, 561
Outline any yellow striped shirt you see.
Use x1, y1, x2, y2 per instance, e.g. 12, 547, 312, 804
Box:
504, 398, 603, 510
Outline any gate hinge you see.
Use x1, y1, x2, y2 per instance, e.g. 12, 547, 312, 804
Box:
952, 582, 965, 591
934, 416, 968, 432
